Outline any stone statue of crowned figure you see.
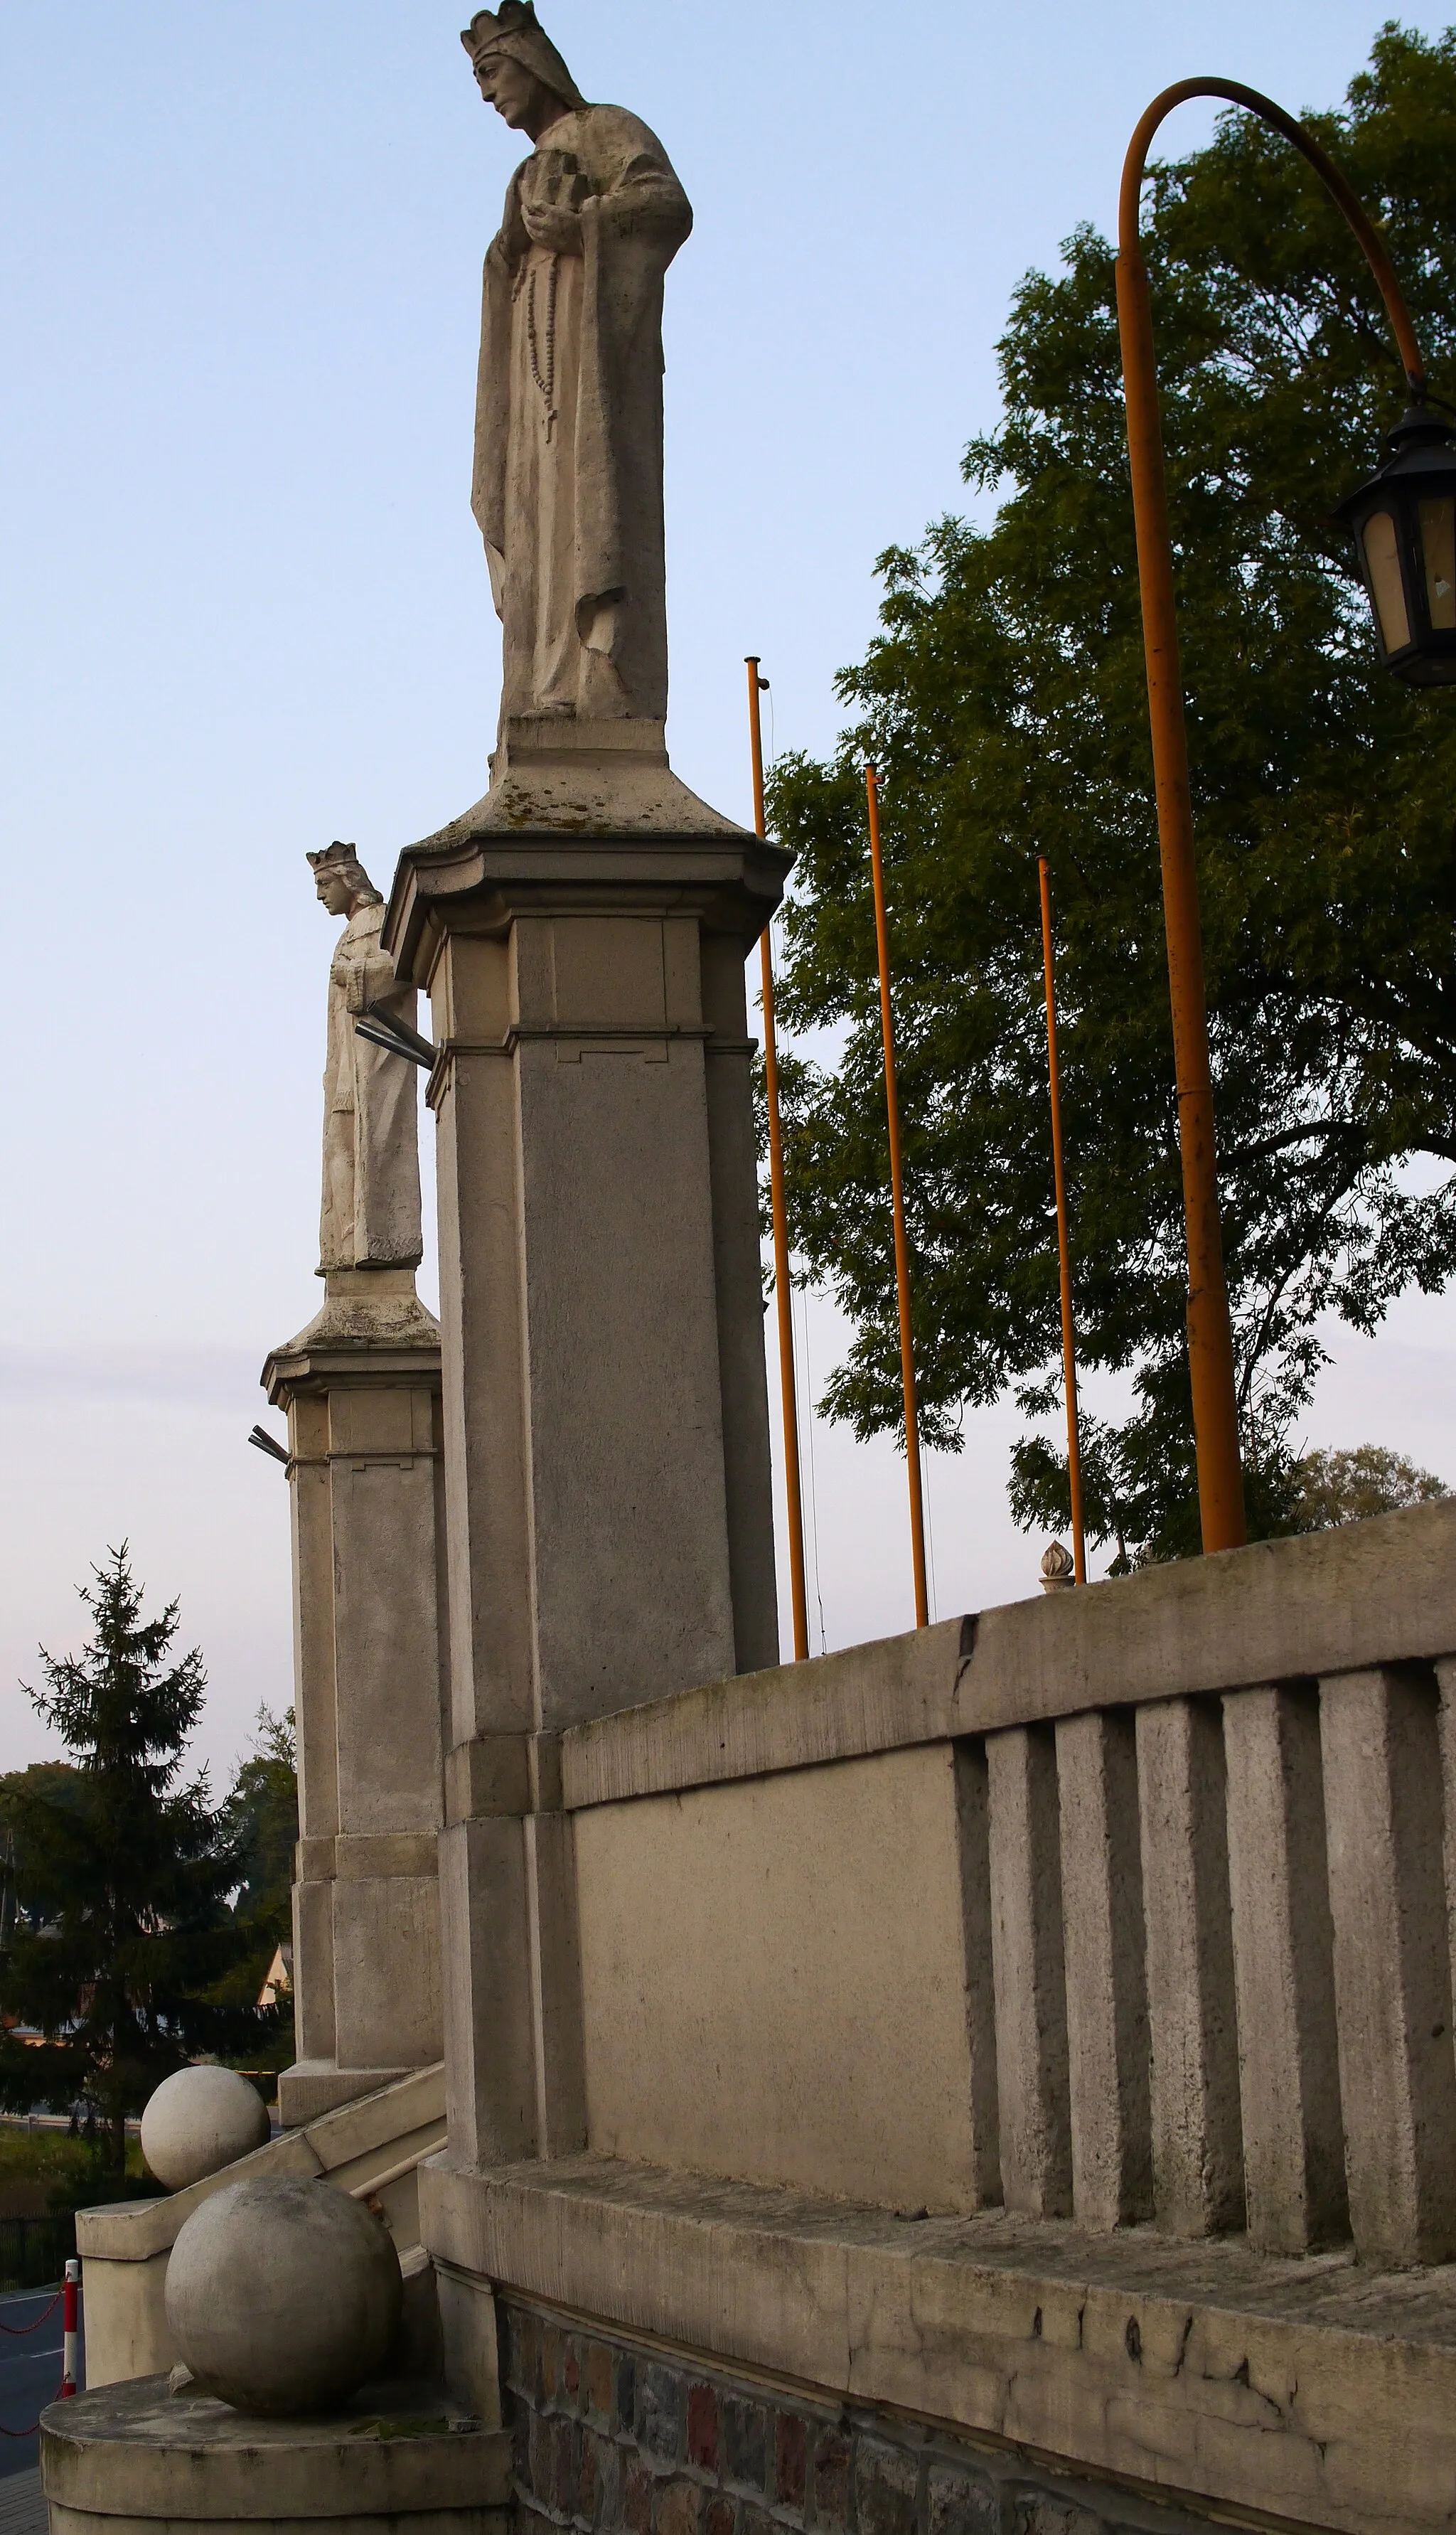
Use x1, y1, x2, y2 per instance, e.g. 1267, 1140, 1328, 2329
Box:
296, 9, 697, 1286
461, 1, 692, 730
307, 840, 422, 1279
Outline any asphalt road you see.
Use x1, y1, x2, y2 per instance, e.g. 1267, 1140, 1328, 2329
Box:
0, 2285, 77, 2478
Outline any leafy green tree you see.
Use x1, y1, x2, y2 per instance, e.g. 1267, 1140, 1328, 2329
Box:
768, 24, 1456, 1562
228, 1707, 297, 1941
0, 1765, 85, 1938
1292, 1441, 1448, 1527
0, 1548, 271, 2179
208, 1707, 299, 2073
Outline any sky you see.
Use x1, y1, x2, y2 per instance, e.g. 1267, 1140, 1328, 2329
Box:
2, 2, 1454, 1777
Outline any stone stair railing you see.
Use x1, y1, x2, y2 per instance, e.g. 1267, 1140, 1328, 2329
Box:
75, 2060, 445, 2387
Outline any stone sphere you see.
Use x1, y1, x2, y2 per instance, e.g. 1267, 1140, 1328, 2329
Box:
141, 2066, 270, 2192
165, 2176, 403, 2416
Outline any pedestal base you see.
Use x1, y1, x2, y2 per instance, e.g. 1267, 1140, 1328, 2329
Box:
41, 2375, 510, 2534
449, 713, 750, 837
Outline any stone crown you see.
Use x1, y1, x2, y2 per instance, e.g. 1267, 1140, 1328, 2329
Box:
459, 2, 587, 108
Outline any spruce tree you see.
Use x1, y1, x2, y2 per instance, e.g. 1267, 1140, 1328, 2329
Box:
0, 1547, 269, 2181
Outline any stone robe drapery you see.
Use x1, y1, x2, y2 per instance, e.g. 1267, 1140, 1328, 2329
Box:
472, 106, 692, 725
319, 901, 424, 1273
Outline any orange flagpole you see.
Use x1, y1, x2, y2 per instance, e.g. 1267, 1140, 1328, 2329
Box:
1038, 858, 1087, 1584
746, 658, 810, 1661
864, 762, 929, 1628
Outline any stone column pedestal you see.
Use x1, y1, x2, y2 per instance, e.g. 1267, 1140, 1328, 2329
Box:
383, 720, 789, 2165
263, 1269, 449, 2128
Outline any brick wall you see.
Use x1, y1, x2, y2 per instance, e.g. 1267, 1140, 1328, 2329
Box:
500, 2297, 1231, 2535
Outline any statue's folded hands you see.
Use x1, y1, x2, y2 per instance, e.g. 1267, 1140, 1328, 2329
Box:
519, 195, 581, 254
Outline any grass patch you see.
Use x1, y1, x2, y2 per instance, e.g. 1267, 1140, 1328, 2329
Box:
0, 2123, 148, 2216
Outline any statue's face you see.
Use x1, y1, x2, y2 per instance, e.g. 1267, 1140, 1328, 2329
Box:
475, 50, 555, 132
314, 869, 355, 917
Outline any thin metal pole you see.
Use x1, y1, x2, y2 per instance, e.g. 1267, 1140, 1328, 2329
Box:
1116, 79, 1429, 1557
746, 658, 809, 1661
1037, 858, 1086, 1584
864, 762, 929, 1628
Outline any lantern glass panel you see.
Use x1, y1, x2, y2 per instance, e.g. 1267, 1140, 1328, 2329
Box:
1419, 496, 1456, 630
1363, 507, 1411, 653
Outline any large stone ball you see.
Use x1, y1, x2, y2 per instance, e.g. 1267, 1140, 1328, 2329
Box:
165, 2176, 403, 2416
141, 2067, 270, 2192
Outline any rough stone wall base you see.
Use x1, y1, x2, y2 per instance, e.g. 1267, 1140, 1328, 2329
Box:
500, 2298, 1234, 2535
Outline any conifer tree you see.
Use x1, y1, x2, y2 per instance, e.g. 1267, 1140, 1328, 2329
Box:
0, 1548, 269, 2180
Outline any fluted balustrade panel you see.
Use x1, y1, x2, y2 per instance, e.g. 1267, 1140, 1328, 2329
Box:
1319, 1665, 1456, 2266
1134, 1698, 1245, 2237
985, 1724, 1072, 2219
1054, 1709, 1151, 2230
1222, 1684, 1347, 2254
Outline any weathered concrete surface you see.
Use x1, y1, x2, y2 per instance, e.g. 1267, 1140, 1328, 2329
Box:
1135, 1700, 1244, 2239
386, 816, 786, 2187
421, 2152, 1456, 2535
500, 2288, 1251, 2535
562, 1500, 1456, 1809
564, 1615, 968, 1808
449, 717, 746, 838
264, 1298, 447, 2128
1224, 1685, 1347, 2255
1438, 1655, 1456, 2054
386, 845, 787, 1736
985, 1726, 1070, 2220
1320, 1666, 1456, 2265
574, 1744, 988, 2213
77, 2064, 445, 2388
41, 2372, 509, 2524
552, 1515, 1456, 2270
1055, 1708, 1151, 2231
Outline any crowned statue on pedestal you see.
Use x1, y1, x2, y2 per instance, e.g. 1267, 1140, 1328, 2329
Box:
462, 2, 692, 731
307, 841, 423, 1277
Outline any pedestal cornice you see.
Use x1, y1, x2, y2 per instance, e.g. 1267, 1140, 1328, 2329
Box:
384, 828, 792, 991
382, 746, 792, 990
263, 1272, 442, 1407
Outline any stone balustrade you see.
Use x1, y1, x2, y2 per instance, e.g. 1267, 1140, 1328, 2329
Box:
412, 1503, 1456, 2534
556, 1499, 1456, 2268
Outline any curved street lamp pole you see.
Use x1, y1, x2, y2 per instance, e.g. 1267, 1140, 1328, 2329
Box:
1116, 78, 1429, 1555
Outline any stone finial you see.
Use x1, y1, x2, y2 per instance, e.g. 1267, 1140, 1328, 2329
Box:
166, 2175, 402, 2416
1039, 1541, 1076, 1593
140, 2066, 269, 2193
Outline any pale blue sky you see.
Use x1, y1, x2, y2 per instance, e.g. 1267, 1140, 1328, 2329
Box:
3, 4, 1453, 1772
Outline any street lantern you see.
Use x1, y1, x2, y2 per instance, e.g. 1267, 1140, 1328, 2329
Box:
1339, 405, 1456, 686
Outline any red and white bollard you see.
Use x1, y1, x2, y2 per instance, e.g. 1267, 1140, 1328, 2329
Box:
60, 2259, 79, 2398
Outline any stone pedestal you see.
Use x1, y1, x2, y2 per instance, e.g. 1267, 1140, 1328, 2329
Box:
263, 1270, 449, 2128
41, 2375, 510, 2535
383, 717, 788, 2168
